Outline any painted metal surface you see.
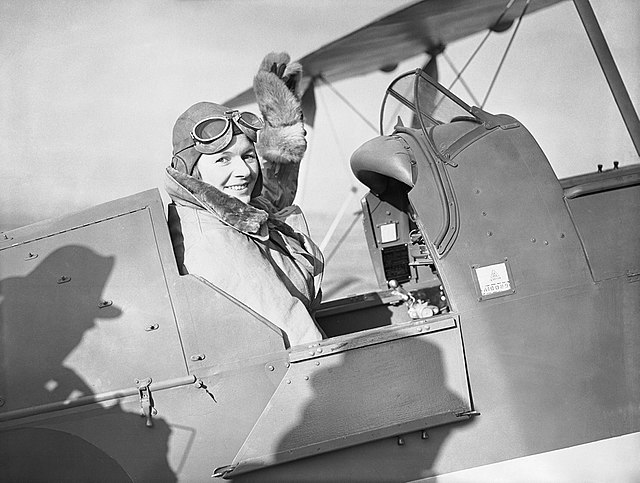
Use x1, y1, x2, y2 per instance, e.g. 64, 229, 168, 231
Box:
0, 190, 294, 481
565, 181, 640, 281
0, 193, 187, 416
224, 317, 472, 476
417, 431, 640, 483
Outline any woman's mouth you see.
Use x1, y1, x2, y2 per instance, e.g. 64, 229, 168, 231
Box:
225, 183, 249, 191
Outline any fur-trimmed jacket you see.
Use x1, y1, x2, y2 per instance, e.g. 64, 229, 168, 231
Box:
165, 166, 324, 347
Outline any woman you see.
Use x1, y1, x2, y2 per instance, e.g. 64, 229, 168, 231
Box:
165, 53, 324, 347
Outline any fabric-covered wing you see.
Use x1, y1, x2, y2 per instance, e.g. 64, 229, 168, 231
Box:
225, 0, 566, 107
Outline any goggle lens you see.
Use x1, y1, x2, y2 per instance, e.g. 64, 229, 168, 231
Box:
238, 112, 264, 130
193, 117, 229, 143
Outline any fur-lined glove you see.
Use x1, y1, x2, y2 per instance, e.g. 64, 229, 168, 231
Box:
253, 52, 306, 164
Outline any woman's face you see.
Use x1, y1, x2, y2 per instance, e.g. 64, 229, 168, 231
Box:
196, 134, 259, 204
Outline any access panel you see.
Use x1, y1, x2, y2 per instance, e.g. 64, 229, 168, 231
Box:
0, 191, 187, 418
217, 315, 473, 477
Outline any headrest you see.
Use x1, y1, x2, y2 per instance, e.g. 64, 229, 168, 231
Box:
350, 135, 416, 195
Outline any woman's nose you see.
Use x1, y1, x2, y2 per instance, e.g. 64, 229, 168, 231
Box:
230, 156, 252, 177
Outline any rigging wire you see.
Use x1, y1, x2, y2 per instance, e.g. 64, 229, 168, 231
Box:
318, 75, 379, 133
325, 209, 363, 263
481, 0, 531, 108
446, 0, 518, 93
442, 52, 481, 107
313, 77, 365, 258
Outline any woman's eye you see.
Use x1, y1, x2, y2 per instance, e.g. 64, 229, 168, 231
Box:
214, 157, 231, 165
243, 153, 258, 163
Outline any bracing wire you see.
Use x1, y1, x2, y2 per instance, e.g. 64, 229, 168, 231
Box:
481, 0, 531, 108
446, 0, 518, 93
442, 53, 481, 106
314, 80, 363, 256
318, 75, 379, 133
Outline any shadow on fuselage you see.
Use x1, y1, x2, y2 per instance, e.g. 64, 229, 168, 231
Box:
0, 245, 176, 482
232, 336, 472, 483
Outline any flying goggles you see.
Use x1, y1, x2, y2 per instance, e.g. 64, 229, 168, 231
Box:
191, 110, 264, 154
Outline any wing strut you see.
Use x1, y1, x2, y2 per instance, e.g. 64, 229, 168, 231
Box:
573, 0, 640, 157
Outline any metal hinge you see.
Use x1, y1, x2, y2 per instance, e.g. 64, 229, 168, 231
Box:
455, 409, 481, 418
135, 377, 157, 427
627, 270, 640, 283
212, 464, 236, 479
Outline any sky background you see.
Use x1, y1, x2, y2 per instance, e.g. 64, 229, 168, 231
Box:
1, 0, 638, 298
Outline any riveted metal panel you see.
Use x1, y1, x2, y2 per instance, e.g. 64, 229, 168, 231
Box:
0, 191, 187, 416
408, 121, 592, 313
565, 183, 640, 281
224, 316, 472, 476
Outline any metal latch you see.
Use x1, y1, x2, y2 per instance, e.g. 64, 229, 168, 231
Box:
455, 409, 481, 418
135, 377, 157, 427
213, 464, 236, 479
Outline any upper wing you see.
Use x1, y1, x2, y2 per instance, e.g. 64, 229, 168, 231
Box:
225, 0, 566, 107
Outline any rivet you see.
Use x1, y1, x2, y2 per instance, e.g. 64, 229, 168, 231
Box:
544, 240, 549, 245
57, 276, 71, 284
397, 436, 405, 446
421, 430, 429, 439
286, 363, 290, 368
98, 300, 113, 308
482, 211, 487, 216
304, 376, 309, 381
315, 361, 320, 366
309, 350, 315, 356
560, 233, 565, 238
475, 189, 481, 194
286, 379, 291, 384
267, 365, 275, 371
190, 354, 205, 361
386, 211, 391, 216
317, 348, 322, 353
531, 238, 536, 243
145, 323, 159, 332
417, 327, 423, 333
487, 231, 492, 237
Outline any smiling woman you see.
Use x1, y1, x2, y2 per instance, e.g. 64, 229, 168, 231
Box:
197, 136, 259, 204
164, 53, 325, 348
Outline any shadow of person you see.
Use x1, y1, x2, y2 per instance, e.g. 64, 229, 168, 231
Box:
0, 245, 176, 482
231, 335, 473, 482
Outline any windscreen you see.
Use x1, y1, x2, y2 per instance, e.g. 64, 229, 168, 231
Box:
380, 70, 473, 136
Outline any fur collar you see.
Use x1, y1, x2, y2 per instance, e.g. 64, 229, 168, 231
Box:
165, 167, 269, 238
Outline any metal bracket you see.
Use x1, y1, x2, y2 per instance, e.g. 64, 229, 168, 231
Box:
212, 464, 236, 479
455, 409, 481, 418
135, 377, 157, 427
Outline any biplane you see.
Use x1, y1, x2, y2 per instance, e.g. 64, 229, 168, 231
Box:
1, 0, 639, 481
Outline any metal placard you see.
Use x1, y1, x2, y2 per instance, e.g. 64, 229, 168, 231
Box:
471, 259, 516, 301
